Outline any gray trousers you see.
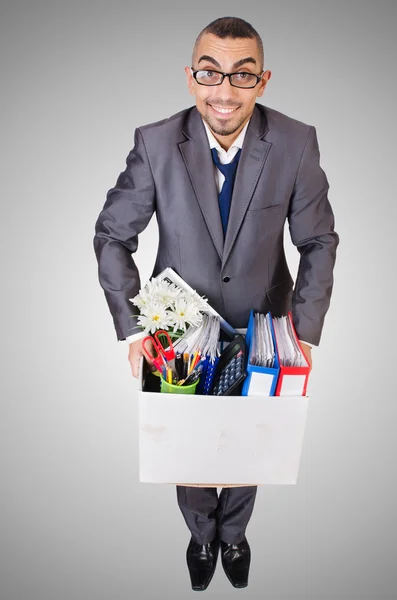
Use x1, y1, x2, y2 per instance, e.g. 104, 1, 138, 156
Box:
176, 485, 258, 545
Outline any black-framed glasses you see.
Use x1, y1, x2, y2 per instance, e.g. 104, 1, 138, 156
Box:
190, 67, 264, 89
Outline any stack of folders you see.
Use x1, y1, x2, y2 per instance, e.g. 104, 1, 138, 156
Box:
242, 309, 311, 396
171, 314, 221, 394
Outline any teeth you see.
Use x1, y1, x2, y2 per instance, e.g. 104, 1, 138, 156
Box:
211, 105, 237, 114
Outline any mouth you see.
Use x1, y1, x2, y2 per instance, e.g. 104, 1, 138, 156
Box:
207, 103, 240, 117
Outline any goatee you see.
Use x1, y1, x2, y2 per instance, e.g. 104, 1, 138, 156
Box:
204, 115, 245, 138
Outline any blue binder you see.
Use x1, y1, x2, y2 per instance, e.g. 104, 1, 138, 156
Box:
195, 355, 219, 395
241, 309, 280, 396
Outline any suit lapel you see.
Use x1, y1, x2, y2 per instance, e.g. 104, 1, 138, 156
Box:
178, 108, 224, 261
222, 105, 272, 266
177, 105, 272, 265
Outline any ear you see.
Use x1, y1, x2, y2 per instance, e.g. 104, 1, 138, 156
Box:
257, 70, 272, 98
185, 66, 195, 96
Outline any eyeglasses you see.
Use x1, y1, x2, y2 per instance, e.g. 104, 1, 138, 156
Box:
190, 67, 264, 89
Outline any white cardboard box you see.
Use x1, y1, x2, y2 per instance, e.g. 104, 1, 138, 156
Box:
138, 358, 309, 487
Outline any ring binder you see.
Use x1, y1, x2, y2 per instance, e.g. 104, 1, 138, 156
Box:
242, 309, 311, 396
273, 312, 310, 396
242, 310, 280, 396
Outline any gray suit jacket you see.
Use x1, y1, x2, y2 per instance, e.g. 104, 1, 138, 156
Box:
93, 103, 339, 346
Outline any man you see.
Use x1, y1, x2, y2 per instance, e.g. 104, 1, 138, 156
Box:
93, 16, 339, 591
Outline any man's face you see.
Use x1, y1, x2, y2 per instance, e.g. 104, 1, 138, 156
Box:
185, 33, 271, 148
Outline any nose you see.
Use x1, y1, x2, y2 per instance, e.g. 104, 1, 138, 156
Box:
210, 76, 240, 101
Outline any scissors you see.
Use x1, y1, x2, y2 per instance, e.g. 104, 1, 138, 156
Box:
141, 330, 176, 373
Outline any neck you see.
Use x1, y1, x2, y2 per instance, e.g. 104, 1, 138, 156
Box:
208, 116, 250, 151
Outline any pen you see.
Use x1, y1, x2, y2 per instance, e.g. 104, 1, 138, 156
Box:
181, 364, 204, 386
175, 353, 184, 380
177, 360, 205, 385
188, 351, 199, 375
183, 353, 189, 379
192, 352, 201, 370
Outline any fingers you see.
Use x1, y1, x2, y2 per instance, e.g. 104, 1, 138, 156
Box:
128, 339, 143, 379
130, 353, 141, 379
128, 339, 157, 379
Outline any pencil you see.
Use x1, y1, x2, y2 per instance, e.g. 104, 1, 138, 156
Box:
188, 351, 198, 375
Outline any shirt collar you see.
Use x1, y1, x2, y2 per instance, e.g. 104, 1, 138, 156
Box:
202, 118, 250, 153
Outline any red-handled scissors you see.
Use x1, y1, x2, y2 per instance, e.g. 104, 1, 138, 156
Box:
141, 330, 176, 372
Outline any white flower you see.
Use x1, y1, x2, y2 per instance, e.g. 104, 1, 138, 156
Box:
129, 278, 181, 312
129, 287, 151, 311
169, 296, 203, 332
184, 290, 210, 313
152, 279, 182, 307
137, 301, 174, 335
129, 279, 155, 309
129, 275, 211, 335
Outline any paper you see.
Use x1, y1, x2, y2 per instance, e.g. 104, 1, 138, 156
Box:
250, 312, 276, 367
273, 315, 306, 367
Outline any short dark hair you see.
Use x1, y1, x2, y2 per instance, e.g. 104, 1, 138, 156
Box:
192, 17, 264, 71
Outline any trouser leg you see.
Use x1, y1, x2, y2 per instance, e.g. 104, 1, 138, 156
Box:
216, 486, 258, 544
176, 485, 219, 544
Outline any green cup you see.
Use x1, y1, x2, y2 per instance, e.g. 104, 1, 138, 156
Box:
160, 375, 199, 394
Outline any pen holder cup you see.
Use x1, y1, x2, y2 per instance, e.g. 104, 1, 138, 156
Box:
160, 375, 199, 395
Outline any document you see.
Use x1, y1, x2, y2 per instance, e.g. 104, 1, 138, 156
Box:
272, 316, 307, 367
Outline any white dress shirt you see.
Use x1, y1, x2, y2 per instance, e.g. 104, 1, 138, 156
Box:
126, 118, 315, 349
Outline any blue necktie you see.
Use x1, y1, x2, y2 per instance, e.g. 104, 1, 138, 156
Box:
211, 147, 242, 236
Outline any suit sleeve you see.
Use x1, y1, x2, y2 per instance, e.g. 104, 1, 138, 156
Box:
287, 126, 340, 346
93, 127, 156, 341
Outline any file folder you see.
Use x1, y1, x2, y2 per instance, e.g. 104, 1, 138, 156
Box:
241, 309, 280, 396
273, 311, 310, 396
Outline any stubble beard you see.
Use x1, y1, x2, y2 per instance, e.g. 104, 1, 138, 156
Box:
202, 107, 247, 138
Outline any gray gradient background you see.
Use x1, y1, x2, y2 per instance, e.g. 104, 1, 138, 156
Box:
1, 0, 396, 598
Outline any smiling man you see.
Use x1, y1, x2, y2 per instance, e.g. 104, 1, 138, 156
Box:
186, 31, 270, 149
94, 16, 339, 592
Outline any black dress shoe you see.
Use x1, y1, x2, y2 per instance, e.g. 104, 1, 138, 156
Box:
186, 536, 220, 591
220, 536, 251, 588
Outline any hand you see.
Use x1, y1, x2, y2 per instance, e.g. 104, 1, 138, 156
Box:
299, 342, 312, 371
128, 338, 157, 379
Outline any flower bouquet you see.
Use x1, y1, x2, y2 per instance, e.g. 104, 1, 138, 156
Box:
129, 277, 210, 337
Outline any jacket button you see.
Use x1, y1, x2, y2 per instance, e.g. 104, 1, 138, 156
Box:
223, 276, 230, 283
